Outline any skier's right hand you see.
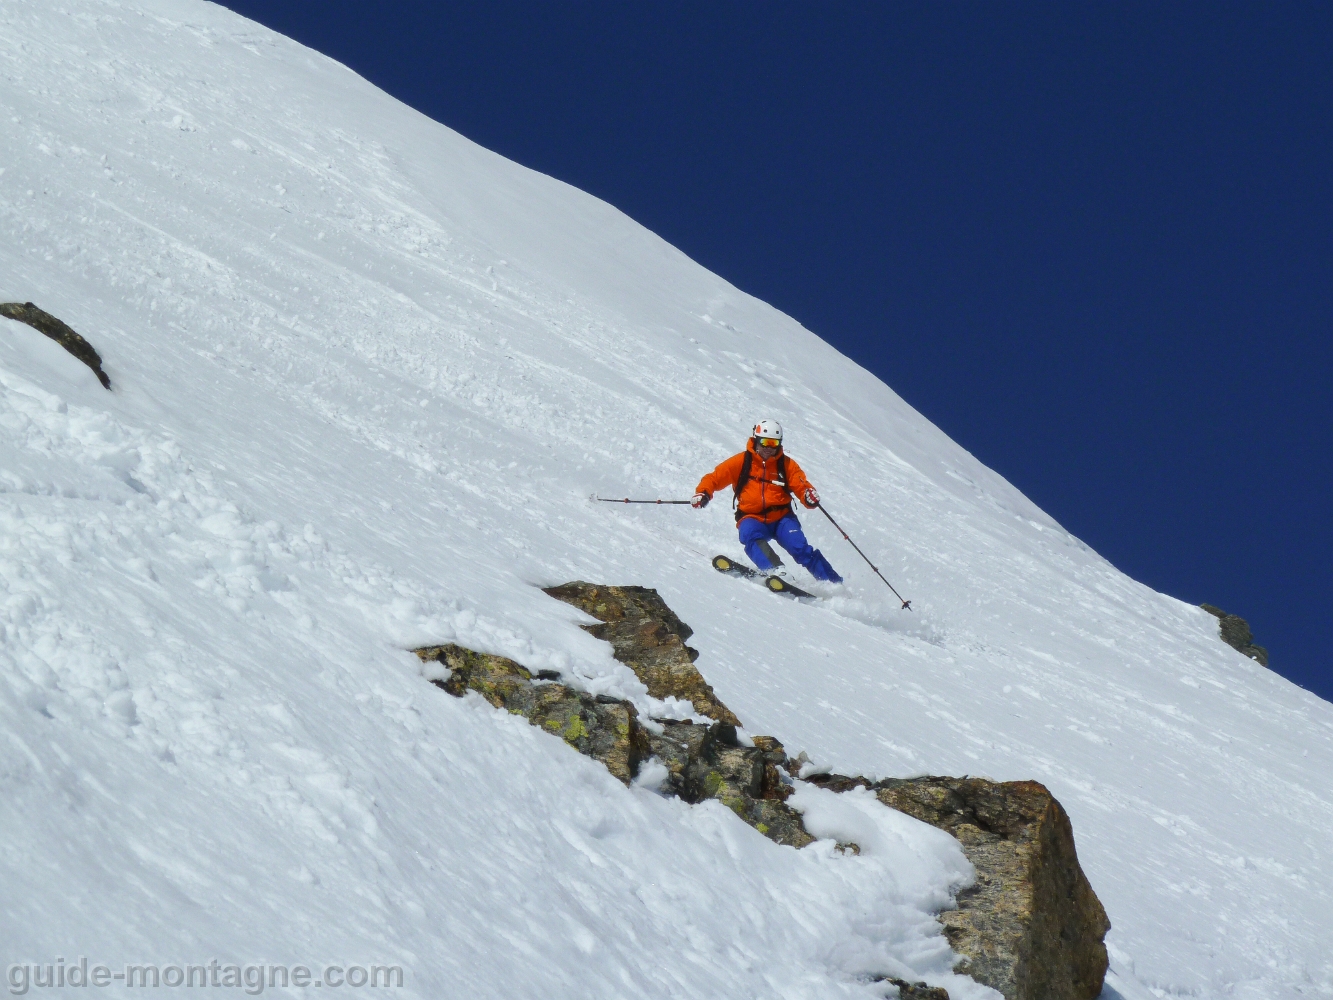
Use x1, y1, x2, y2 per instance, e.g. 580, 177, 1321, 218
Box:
691, 492, 709, 509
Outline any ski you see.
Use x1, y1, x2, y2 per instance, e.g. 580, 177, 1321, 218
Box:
711, 554, 816, 599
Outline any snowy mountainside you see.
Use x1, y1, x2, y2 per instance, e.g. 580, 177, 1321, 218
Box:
1, 2, 1331, 998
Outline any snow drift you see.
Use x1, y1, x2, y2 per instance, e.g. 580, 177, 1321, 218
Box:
1, 2, 1330, 998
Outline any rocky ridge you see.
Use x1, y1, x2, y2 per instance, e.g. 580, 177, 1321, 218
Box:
542, 582, 741, 725
0, 301, 112, 389
415, 582, 1110, 1000
414, 641, 814, 849
1200, 603, 1269, 666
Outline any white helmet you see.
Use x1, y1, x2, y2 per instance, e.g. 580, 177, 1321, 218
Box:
752, 418, 783, 443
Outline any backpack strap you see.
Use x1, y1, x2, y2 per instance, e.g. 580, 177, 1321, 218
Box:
732, 450, 753, 515
733, 452, 793, 523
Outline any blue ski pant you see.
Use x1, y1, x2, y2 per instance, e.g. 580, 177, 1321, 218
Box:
738, 513, 842, 583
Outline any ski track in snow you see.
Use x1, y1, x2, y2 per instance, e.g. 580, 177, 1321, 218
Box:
1, 2, 1331, 998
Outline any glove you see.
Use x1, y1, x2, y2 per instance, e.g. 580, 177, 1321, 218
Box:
691, 492, 709, 509
804, 487, 820, 507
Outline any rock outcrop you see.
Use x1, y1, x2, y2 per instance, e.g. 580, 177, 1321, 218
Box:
415, 644, 648, 782
808, 774, 1110, 1000
416, 582, 1111, 1000
1, 301, 112, 389
414, 643, 813, 847
1201, 604, 1268, 666
873, 979, 951, 1000
651, 721, 814, 847
543, 581, 741, 725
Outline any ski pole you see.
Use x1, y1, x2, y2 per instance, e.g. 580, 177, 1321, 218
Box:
816, 504, 912, 611
592, 495, 693, 505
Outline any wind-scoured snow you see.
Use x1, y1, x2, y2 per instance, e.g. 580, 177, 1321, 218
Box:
1, 2, 1329, 998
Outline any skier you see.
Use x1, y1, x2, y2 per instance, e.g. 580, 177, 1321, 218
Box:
692, 420, 843, 583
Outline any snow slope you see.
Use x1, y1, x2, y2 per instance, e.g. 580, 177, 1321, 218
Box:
2, 2, 1330, 997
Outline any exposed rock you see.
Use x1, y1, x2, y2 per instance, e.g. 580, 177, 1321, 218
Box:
0, 301, 111, 389
416, 584, 1110, 1000
414, 643, 812, 846
809, 773, 1110, 1000
543, 581, 740, 725
415, 644, 648, 784
871, 978, 951, 1000
649, 721, 814, 848
1201, 604, 1269, 666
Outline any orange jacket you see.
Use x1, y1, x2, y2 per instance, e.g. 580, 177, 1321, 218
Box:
696, 440, 817, 524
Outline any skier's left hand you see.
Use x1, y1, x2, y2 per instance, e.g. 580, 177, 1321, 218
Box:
803, 487, 820, 507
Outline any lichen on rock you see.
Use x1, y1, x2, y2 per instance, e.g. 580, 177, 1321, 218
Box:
542, 581, 741, 725
649, 721, 813, 848
415, 644, 648, 784
415, 642, 813, 848
1, 301, 112, 389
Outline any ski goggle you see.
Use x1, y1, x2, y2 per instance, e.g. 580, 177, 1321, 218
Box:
756, 437, 781, 448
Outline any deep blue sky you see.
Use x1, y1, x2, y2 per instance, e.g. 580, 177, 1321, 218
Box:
221, 2, 1331, 701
